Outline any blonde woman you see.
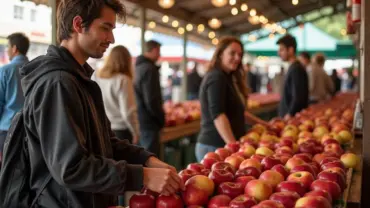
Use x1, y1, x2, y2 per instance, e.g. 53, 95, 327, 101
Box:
92, 45, 139, 144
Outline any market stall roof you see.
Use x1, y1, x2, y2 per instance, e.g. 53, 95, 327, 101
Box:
23, 0, 346, 45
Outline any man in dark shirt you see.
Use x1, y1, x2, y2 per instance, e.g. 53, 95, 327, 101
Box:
187, 63, 202, 100
276, 34, 309, 118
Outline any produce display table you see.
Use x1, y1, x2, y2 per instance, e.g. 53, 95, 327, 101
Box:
346, 138, 362, 208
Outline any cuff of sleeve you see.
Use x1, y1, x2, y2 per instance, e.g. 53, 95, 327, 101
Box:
210, 111, 223, 121
139, 150, 156, 165
124, 164, 145, 191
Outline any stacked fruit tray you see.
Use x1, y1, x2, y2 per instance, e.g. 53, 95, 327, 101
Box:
130, 93, 359, 208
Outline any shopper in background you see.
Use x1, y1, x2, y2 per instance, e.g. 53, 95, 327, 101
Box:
134, 40, 165, 156
92, 45, 139, 144
331, 69, 342, 95
272, 66, 285, 94
0, 33, 29, 153
187, 63, 202, 100
277, 34, 309, 118
309, 53, 334, 103
10, 1, 183, 207
298, 51, 311, 70
196, 37, 269, 162
244, 63, 259, 93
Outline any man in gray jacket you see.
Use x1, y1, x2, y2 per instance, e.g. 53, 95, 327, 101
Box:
18, 0, 183, 207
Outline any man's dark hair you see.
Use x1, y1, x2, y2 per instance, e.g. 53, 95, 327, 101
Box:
276, 34, 297, 53
145, 40, 161, 52
7, 33, 30, 55
57, 0, 126, 43
300, 51, 311, 61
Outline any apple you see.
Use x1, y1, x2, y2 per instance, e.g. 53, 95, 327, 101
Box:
255, 147, 274, 157
313, 126, 329, 139
234, 176, 256, 188
245, 179, 273, 202
321, 161, 345, 171
283, 125, 299, 134
320, 157, 340, 166
285, 157, 306, 171
209, 169, 234, 186
310, 179, 342, 200
245, 131, 261, 142
271, 164, 289, 179
130, 193, 155, 208
182, 175, 215, 206
269, 191, 300, 208
274, 154, 291, 165
275, 146, 294, 156
276, 138, 294, 149
341, 153, 359, 169
261, 156, 282, 171
250, 154, 265, 162
338, 130, 353, 144
187, 163, 206, 172
282, 130, 298, 140
201, 169, 211, 176
260, 133, 277, 143
332, 123, 349, 134
304, 190, 332, 204
293, 153, 312, 163
322, 138, 340, 146
225, 143, 240, 153
298, 142, 320, 155
141, 188, 160, 197
212, 162, 235, 174
313, 153, 333, 165
231, 152, 247, 159
276, 181, 306, 197
204, 152, 222, 161
239, 158, 262, 171
207, 194, 232, 208
295, 196, 331, 208
235, 167, 261, 178
179, 169, 199, 183
229, 195, 257, 208
225, 155, 244, 170
238, 144, 256, 158
156, 194, 183, 208
251, 124, 267, 135
216, 148, 232, 160
318, 169, 346, 191
298, 131, 313, 139
201, 158, 219, 169
309, 163, 319, 176
255, 200, 284, 208
287, 171, 314, 189
291, 164, 316, 177
241, 138, 259, 149
259, 170, 284, 189
324, 167, 346, 178
186, 206, 203, 208
324, 143, 343, 155
259, 140, 275, 150
217, 182, 244, 199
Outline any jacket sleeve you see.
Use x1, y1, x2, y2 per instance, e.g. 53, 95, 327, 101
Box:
142, 66, 165, 128
33, 77, 144, 193
288, 70, 308, 115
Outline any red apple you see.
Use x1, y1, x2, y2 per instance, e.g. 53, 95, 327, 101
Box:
231, 152, 247, 159
216, 148, 232, 160
250, 154, 265, 163
321, 161, 345, 171
239, 158, 262, 171
201, 169, 211, 176
241, 138, 259, 149
217, 182, 244, 199
207, 194, 232, 208
245, 179, 273, 202
255, 147, 274, 157
182, 175, 215, 206
310, 179, 342, 200
187, 163, 206, 172
142, 188, 160, 198
269, 191, 300, 208
225, 143, 240, 153
204, 152, 222, 161
324, 143, 343, 155
238, 144, 256, 158
271, 164, 289, 179
235, 167, 261, 178
212, 162, 235, 174
261, 156, 282, 171
274, 154, 291, 165
276, 180, 307, 197
299, 142, 321, 155
287, 171, 314, 189
225, 155, 244, 170
304, 190, 332, 204
259, 170, 284, 189
255, 200, 284, 208
291, 164, 316, 177
320, 157, 340, 166
156, 194, 183, 208
209, 169, 234, 186
275, 146, 294, 156
324, 167, 346, 178
229, 194, 257, 208
201, 158, 219, 169
179, 169, 199, 183
295, 196, 331, 208
332, 123, 349, 133
293, 153, 312, 163
285, 157, 306, 171
234, 176, 255, 189
277, 138, 294, 148
322, 138, 340, 146
318, 169, 346, 191
130, 193, 155, 208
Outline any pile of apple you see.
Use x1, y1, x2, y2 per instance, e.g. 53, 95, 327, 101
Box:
164, 101, 201, 127
130, 97, 359, 208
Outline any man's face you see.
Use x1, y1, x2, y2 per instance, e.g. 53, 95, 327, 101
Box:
298, 55, 310, 67
278, 44, 289, 62
152, 47, 161, 62
77, 6, 116, 59
6, 42, 17, 61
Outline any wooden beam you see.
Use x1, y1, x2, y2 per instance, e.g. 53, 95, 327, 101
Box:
49, 0, 59, 45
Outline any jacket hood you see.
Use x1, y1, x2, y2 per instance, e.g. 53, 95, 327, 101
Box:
20, 45, 93, 96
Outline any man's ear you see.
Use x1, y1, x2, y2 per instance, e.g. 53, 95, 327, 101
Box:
72, 16, 84, 34
11, 45, 18, 54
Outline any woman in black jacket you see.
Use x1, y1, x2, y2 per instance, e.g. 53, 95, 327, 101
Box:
196, 37, 269, 162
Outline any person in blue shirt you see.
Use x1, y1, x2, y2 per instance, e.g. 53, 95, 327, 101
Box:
0, 33, 29, 152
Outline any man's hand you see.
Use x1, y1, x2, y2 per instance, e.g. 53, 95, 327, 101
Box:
143, 167, 185, 196
145, 156, 177, 173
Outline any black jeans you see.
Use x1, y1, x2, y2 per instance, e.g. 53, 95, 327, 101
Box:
113, 129, 133, 144
139, 129, 160, 156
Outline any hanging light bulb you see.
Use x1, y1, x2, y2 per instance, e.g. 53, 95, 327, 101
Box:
208, 18, 222, 29
231, 7, 238, 15
158, 0, 175, 9
211, 0, 228, 7
178, 27, 185, 34
248, 35, 257, 42
250, 9, 257, 17
241, 3, 248, 11
197, 24, 205, 33
292, 0, 299, 6
186, 23, 193, 31
172, 20, 179, 27
269, 33, 275, 39
248, 16, 260, 25
208, 31, 216, 39
212, 38, 219, 45
148, 21, 156, 29
162, 15, 169, 23
229, 0, 236, 6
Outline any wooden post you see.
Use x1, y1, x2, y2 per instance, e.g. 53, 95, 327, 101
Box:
139, 6, 146, 54
181, 29, 188, 101
49, 0, 59, 45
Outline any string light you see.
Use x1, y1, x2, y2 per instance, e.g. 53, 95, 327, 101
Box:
292, 0, 299, 6
158, 0, 175, 9
231, 7, 238, 15
178, 27, 185, 34
250, 9, 257, 17
172, 20, 179, 27
197, 24, 205, 33
241, 3, 248, 11
186, 24, 193, 31
162, 15, 169, 23
208, 31, 216, 39
148, 21, 156, 29
229, 0, 236, 5
212, 38, 219, 45
208, 18, 222, 29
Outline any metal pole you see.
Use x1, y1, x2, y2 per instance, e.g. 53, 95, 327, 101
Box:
49, 0, 58, 45
139, 7, 146, 54
181, 29, 188, 101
